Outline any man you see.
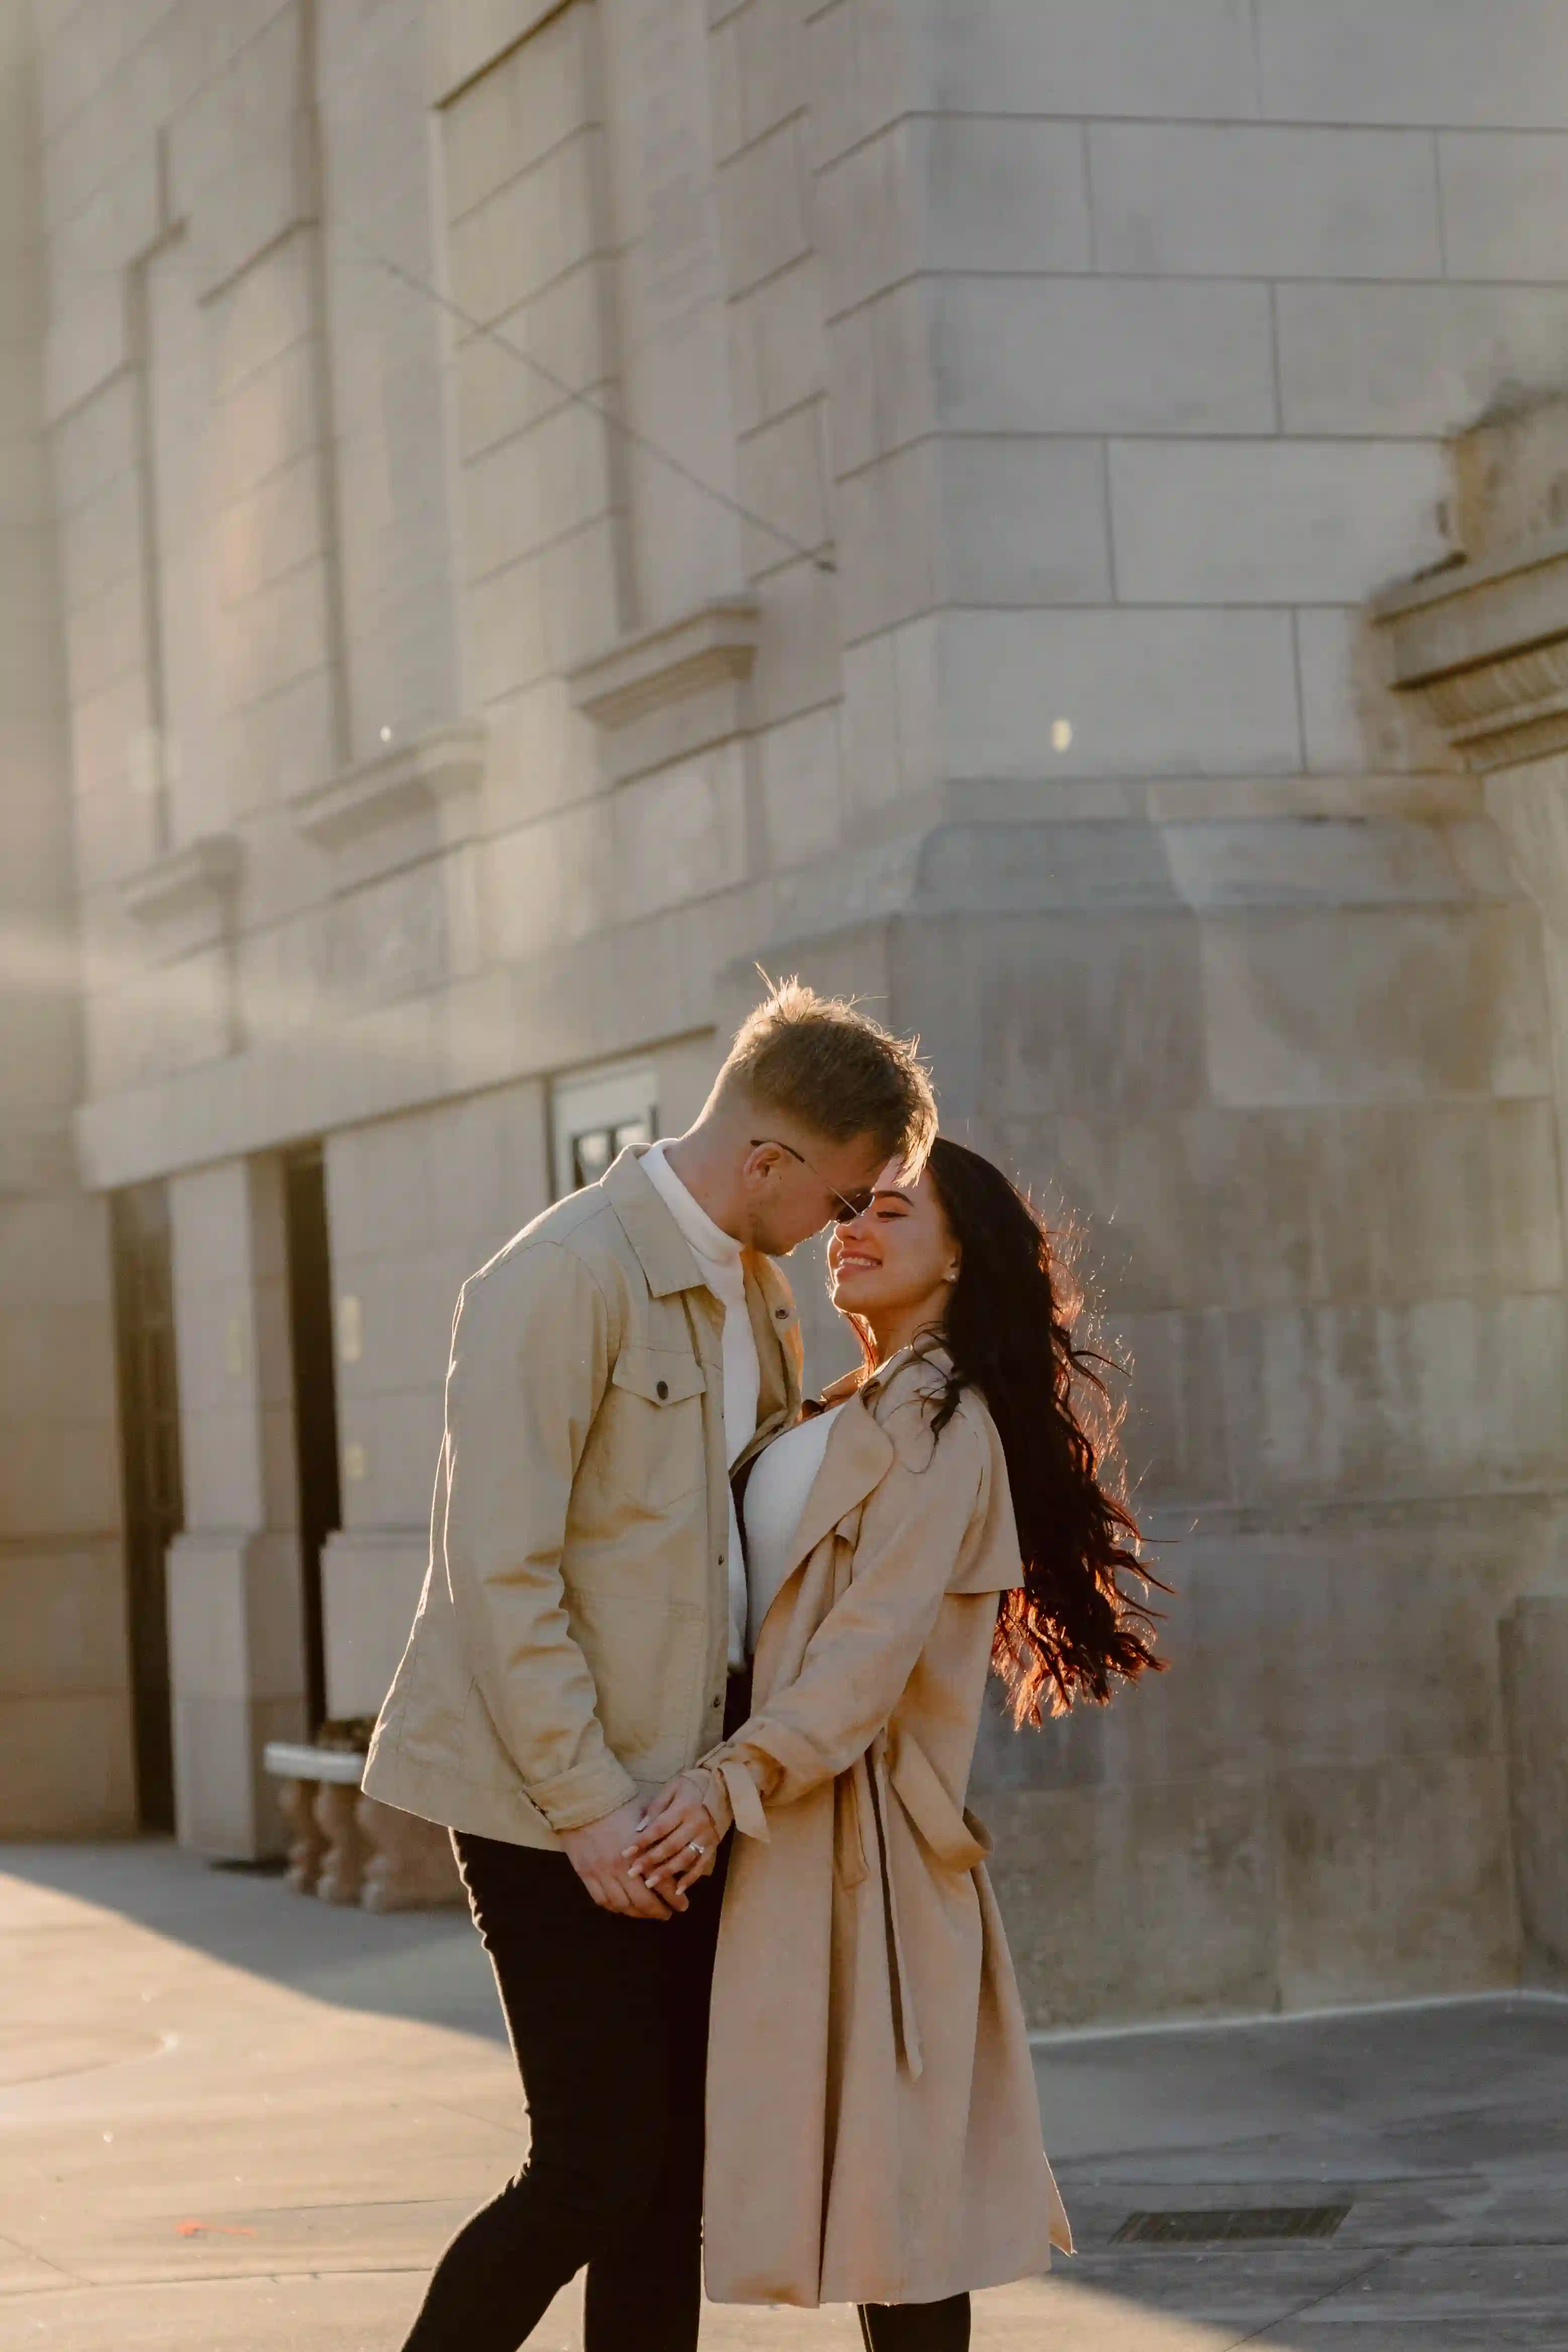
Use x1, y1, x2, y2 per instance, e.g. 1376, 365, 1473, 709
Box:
364, 981, 936, 2351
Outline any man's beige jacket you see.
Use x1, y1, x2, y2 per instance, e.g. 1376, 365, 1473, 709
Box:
361, 1148, 803, 1848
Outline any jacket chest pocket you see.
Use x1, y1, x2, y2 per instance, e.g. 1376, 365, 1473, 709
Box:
600, 1346, 709, 1509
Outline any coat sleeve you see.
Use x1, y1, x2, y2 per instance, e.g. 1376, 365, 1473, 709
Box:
691, 1402, 988, 1841
440, 1239, 639, 1833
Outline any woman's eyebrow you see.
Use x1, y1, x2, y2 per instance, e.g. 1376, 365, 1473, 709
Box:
869, 1187, 912, 1205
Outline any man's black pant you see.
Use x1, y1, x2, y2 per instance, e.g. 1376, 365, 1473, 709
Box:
399, 1826, 724, 2352
398, 1827, 971, 2352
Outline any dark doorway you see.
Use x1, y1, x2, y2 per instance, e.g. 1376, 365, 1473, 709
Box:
282, 1147, 341, 1737
110, 1181, 184, 1833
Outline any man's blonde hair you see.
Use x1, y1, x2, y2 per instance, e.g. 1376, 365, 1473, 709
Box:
713, 978, 936, 1167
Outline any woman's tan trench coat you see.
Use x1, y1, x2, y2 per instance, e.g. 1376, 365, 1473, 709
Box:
687, 1346, 1072, 2309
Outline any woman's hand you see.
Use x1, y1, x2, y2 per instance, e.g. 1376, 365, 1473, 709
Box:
622, 1773, 721, 1900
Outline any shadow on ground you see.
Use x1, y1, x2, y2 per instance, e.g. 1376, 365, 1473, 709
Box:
0, 1836, 504, 2042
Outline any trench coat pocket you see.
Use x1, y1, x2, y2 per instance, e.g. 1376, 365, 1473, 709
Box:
885, 1727, 992, 1872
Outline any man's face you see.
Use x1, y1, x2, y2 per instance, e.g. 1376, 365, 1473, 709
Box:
740, 1130, 894, 1256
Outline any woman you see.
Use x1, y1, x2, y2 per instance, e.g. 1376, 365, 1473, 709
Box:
626, 1137, 1165, 2350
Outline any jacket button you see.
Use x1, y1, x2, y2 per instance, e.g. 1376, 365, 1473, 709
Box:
711, 1695, 722, 1709
656, 1379, 669, 1399
775, 1306, 789, 1319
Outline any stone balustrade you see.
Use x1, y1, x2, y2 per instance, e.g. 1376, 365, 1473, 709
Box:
262, 1742, 463, 1913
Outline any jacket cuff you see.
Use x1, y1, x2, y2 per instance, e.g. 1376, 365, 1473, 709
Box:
526, 1753, 639, 1833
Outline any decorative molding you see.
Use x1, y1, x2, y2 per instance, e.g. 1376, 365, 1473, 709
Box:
290, 721, 487, 852
1378, 527, 1568, 932
569, 599, 761, 731
119, 833, 242, 944
1375, 532, 1568, 773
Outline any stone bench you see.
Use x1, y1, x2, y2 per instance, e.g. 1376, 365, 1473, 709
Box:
262, 1742, 463, 1912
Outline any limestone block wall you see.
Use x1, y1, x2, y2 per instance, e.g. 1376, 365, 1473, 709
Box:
764, 0, 1568, 2017
884, 867, 1563, 2018
0, 0, 129, 1836
23, 0, 1568, 2001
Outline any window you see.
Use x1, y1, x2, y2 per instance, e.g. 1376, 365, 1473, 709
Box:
549, 1059, 659, 1199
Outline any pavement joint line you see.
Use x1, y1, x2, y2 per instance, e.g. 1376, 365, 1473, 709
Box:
1029, 1986, 1568, 2046
1220, 2242, 1411, 2350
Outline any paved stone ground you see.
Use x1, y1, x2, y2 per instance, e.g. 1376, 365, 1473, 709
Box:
0, 1845, 1564, 2351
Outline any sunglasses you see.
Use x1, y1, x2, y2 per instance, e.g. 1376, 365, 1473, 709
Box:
750, 1138, 874, 1224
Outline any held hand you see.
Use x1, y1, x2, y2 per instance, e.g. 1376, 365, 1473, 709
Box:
623, 1774, 721, 1901
558, 1798, 679, 1918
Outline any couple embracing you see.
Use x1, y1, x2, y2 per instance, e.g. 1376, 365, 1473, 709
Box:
363, 983, 1162, 2351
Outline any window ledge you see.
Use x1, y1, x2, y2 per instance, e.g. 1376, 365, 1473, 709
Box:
568, 599, 760, 731
290, 721, 487, 851
120, 833, 242, 939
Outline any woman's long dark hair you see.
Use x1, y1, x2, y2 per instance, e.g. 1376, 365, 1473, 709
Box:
869, 1137, 1166, 1727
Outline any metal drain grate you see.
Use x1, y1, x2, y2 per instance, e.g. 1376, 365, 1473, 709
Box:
1112, 2204, 1352, 2246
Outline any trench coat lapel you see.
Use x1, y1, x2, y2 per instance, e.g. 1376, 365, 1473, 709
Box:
751, 1344, 939, 1619
776, 1393, 892, 1595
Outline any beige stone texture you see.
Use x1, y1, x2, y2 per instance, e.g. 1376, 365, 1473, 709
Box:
0, 1693, 136, 1836
937, 609, 1304, 779
932, 278, 1279, 437
1278, 282, 1568, 438
1108, 440, 1453, 608
1090, 124, 1443, 280
918, 0, 1260, 122
1258, 0, 1568, 129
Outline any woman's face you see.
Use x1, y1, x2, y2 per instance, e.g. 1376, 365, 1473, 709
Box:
827, 1159, 959, 1335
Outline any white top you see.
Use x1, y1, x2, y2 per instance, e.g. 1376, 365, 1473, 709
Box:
741, 1404, 846, 1658
640, 1140, 761, 1668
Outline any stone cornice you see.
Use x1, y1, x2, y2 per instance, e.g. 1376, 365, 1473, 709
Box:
1375, 534, 1568, 772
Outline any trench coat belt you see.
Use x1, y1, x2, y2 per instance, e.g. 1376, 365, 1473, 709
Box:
847, 1729, 996, 2083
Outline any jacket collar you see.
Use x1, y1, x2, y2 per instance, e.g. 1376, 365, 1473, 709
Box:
601, 1146, 708, 1298
601, 1147, 802, 1375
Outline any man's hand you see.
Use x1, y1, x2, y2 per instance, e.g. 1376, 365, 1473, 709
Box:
622, 1774, 721, 1902
559, 1798, 678, 1918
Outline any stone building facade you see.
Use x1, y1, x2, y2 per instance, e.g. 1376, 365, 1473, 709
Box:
6, 0, 1568, 2022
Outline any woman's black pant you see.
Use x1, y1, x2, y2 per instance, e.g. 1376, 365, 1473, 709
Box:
398, 1826, 972, 2352
859, 2293, 970, 2349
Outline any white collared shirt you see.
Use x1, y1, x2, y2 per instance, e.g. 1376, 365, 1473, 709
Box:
640, 1140, 760, 1667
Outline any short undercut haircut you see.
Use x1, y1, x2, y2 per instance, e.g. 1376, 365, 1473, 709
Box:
715, 978, 936, 1167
